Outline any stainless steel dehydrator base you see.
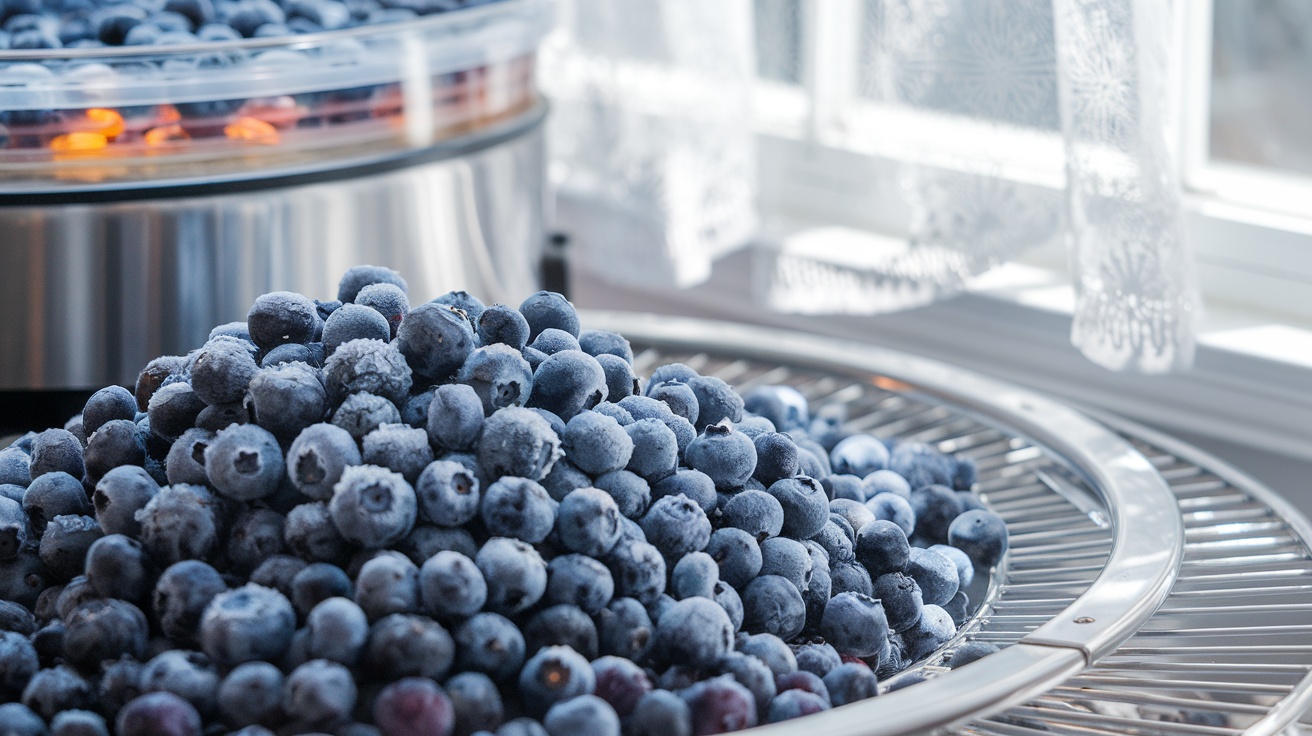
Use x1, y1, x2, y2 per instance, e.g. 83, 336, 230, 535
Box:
0, 107, 546, 391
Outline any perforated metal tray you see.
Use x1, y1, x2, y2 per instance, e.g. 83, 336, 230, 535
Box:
584, 312, 1312, 736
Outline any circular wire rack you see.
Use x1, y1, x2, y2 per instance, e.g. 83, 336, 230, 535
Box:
584, 312, 1312, 736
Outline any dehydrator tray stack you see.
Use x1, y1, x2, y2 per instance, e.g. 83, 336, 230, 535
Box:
0, 0, 549, 194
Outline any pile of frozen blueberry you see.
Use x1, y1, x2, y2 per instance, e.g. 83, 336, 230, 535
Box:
0, 0, 506, 50
0, 265, 1009, 736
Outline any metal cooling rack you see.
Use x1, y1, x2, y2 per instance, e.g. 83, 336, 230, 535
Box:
590, 312, 1312, 736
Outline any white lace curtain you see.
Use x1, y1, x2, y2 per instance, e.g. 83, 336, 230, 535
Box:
542, 0, 1200, 374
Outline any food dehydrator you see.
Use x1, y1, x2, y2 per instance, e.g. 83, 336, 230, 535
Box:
589, 313, 1312, 736
0, 0, 552, 392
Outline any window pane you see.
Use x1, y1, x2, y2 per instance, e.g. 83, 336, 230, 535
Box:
755, 0, 803, 84
1211, 0, 1312, 175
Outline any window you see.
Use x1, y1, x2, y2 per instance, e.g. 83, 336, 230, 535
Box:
748, 0, 1312, 324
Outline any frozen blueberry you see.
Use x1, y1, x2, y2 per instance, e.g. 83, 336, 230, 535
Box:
23, 665, 93, 721
889, 442, 954, 489
152, 560, 226, 644
134, 484, 219, 566
750, 432, 797, 487
82, 418, 147, 482
191, 337, 259, 407
604, 540, 666, 605
429, 289, 485, 324
529, 328, 580, 356
929, 544, 975, 589
685, 421, 756, 490
283, 659, 356, 726
246, 291, 318, 351
516, 645, 595, 713
909, 484, 964, 545
523, 603, 598, 660
793, 642, 842, 678
821, 662, 878, 706
83, 386, 139, 437
831, 498, 877, 535
217, 662, 284, 728
195, 402, 251, 433
284, 502, 348, 563
453, 346, 530, 419
639, 494, 710, 562
742, 575, 806, 640
396, 302, 476, 381
862, 469, 911, 499
0, 448, 30, 487
633, 473, 705, 522
162, 428, 212, 487
398, 524, 478, 564
477, 407, 562, 482
338, 265, 407, 304
952, 454, 978, 490
872, 571, 924, 633
39, 514, 103, 582
767, 688, 829, 723
591, 470, 650, 520
481, 477, 556, 544
948, 509, 1008, 569
330, 465, 417, 549
332, 392, 402, 441
287, 423, 361, 500
115, 692, 202, 736
906, 547, 959, 606
721, 489, 784, 541
245, 363, 327, 439
656, 597, 733, 668
64, 599, 149, 670
867, 492, 916, 536
541, 554, 611, 616
428, 383, 486, 451
527, 351, 608, 421
447, 671, 503, 736
50, 710, 110, 736
830, 435, 889, 477
759, 537, 813, 594
947, 641, 999, 668
768, 476, 830, 539
561, 412, 632, 476
623, 419, 678, 482
92, 466, 158, 538
668, 551, 716, 600
592, 355, 638, 403
363, 613, 454, 682
477, 305, 530, 351
543, 694, 618, 736
476, 537, 547, 616
250, 556, 308, 601
203, 423, 284, 501
355, 282, 409, 338
627, 689, 690, 736
518, 292, 579, 342
455, 612, 525, 681
820, 592, 889, 658
30, 428, 85, 481
304, 597, 368, 666
420, 550, 486, 620
648, 381, 697, 425
742, 385, 809, 433
0, 630, 39, 700
84, 534, 151, 602
901, 604, 956, 661
680, 675, 756, 734
705, 527, 762, 589
23, 471, 89, 535
324, 338, 413, 407
363, 424, 433, 484
556, 487, 621, 557
595, 597, 652, 661
139, 650, 218, 717
323, 303, 391, 355
261, 342, 321, 368
414, 459, 480, 528
354, 551, 420, 621
199, 584, 296, 667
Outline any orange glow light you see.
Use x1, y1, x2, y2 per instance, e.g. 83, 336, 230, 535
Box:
50, 132, 108, 152
85, 108, 125, 139
144, 124, 190, 147
224, 117, 279, 145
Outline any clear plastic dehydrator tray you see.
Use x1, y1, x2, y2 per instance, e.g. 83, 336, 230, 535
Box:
581, 313, 1312, 736
0, 0, 549, 190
